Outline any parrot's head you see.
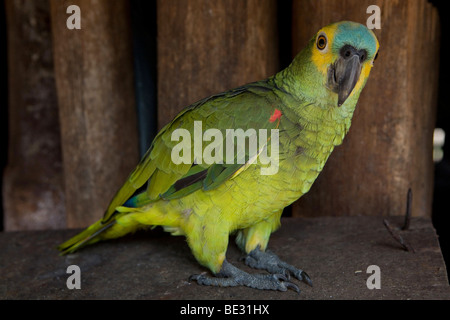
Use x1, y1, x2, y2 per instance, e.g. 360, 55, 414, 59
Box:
291, 21, 379, 108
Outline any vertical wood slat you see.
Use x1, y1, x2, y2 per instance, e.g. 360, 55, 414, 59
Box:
3, 0, 65, 230
157, 0, 279, 129
50, 0, 139, 227
291, 0, 440, 217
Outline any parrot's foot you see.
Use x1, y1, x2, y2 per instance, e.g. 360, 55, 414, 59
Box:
244, 248, 313, 287
189, 260, 301, 293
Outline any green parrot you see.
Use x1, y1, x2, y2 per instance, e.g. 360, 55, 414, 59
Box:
58, 21, 379, 292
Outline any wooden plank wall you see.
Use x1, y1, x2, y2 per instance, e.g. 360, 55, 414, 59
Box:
2, 0, 440, 230
3, 0, 139, 229
3, 0, 65, 230
157, 0, 279, 129
49, 0, 139, 228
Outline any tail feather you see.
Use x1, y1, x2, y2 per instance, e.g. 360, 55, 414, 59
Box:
58, 220, 116, 255
58, 202, 176, 255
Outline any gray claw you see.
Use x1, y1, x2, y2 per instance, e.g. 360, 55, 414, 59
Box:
188, 273, 205, 283
273, 273, 288, 282
284, 281, 301, 294
301, 271, 313, 287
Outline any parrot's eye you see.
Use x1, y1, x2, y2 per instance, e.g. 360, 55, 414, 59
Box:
316, 34, 327, 51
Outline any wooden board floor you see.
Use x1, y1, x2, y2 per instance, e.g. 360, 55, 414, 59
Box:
1, 216, 449, 300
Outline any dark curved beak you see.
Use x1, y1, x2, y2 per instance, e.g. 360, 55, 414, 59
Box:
327, 45, 365, 107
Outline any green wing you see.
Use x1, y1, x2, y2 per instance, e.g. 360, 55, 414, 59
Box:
102, 80, 286, 222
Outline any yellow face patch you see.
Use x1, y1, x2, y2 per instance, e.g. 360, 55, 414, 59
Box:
351, 61, 372, 99
310, 24, 339, 76
351, 30, 379, 100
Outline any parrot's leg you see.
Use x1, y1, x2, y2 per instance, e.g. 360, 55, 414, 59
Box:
236, 211, 312, 287
190, 259, 301, 292
186, 214, 300, 292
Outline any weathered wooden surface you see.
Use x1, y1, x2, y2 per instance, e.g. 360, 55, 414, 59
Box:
1, 216, 448, 300
3, 0, 65, 230
49, 0, 139, 228
291, 0, 440, 218
157, 0, 279, 129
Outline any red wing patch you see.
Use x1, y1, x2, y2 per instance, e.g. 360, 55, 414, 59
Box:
269, 108, 282, 123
